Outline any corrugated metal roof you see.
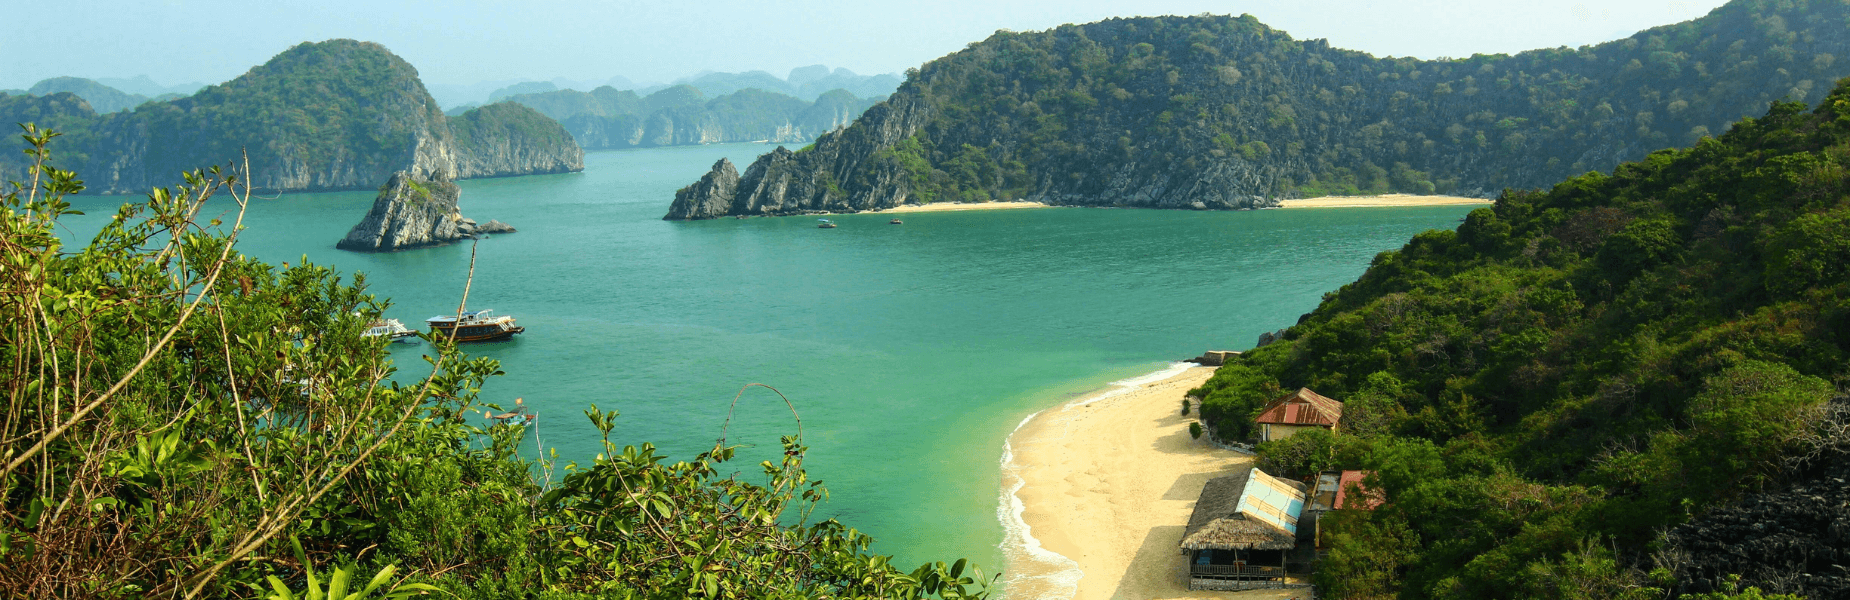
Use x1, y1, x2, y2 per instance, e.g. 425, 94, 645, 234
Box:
1237, 468, 1306, 534
1180, 468, 1310, 551
1254, 388, 1343, 427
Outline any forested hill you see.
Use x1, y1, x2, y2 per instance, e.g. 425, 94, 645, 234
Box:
1193, 80, 1850, 597
666, 0, 1850, 219
501, 85, 881, 150
0, 40, 583, 195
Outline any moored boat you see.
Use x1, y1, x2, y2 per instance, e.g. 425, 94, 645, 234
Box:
361, 318, 420, 344
889, 218, 903, 225
818, 218, 837, 229
427, 309, 525, 342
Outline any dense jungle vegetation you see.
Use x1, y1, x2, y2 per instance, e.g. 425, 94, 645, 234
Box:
1193, 75, 1850, 598
842, 0, 1850, 205
0, 130, 988, 598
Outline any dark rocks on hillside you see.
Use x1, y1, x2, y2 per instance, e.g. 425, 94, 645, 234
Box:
1663, 404, 1850, 598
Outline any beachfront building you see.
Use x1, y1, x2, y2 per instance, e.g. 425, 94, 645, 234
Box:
1179, 467, 1309, 591
1254, 388, 1343, 442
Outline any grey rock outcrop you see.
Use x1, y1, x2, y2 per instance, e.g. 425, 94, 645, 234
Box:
665, 159, 741, 220
336, 172, 474, 251
662, 93, 935, 219
476, 220, 516, 234
1255, 329, 1288, 348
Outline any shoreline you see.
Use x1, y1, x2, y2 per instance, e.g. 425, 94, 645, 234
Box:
998, 364, 1297, 600
1279, 193, 1491, 208
877, 201, 1051, 214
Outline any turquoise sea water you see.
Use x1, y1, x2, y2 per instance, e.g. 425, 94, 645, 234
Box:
63, 143, 1475, 580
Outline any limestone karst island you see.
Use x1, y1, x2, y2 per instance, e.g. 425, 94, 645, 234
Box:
7, 1, 1850, 598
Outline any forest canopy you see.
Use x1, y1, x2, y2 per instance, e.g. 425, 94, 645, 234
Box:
1193, 75, 1850, 598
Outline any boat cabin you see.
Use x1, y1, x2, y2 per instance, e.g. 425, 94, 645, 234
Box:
1253, 388, 1343, 442
1180, 467, 1308, 591
426, 309, 525, 342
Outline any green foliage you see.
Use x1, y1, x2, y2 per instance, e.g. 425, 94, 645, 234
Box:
1189, 422, 1203, 439
1678, 575, 1806, 600
262, 540, 438, 600
1256, 428, 1338, 479
769, 0, 1850, 209
1194, 78, 1850, 596
0, 130, 989, 598
1181, 398, 1191, 416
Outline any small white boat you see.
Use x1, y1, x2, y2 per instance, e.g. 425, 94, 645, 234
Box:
361, 318, 420, 344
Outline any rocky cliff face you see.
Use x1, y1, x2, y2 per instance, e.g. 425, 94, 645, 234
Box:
448, 102, 585, 178
337, 171, 499, 251
664, 92, 944, 219
664, 159, 740, 220
2, 40, 582, 195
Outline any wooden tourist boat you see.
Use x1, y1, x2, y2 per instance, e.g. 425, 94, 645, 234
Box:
427, 309, 525, 342
817, 218, 837, 229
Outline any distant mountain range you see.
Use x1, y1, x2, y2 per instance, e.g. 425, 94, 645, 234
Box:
0, 40, 582, 194
432, 65, 902, 109
486, 84, 883, 150
667, 0, 1850, 218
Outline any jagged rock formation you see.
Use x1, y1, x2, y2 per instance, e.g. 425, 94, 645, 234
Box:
337, 171, 487, 251
666, 0, 1850, 219
0, 40, 582, 194
664, 159, 741, 220
476, 220, 516, 234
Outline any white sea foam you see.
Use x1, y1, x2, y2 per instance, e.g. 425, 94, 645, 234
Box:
1063, 361, 1199, 411
996, 410, 1083, 600
995, 362, 1199, 599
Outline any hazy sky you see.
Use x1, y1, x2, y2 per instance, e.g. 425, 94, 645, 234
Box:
2, 0, 1730, 90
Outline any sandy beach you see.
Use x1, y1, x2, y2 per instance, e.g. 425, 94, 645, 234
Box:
878, 200, 1051, 213
1279, 193, 1491, 208
1000, 366, 1300, 600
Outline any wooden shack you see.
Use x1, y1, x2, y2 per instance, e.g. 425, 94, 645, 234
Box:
1179, 467, 1308, 591
1253, 388, 1343, 442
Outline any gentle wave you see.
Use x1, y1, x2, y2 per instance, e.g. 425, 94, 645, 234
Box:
1063, 361, 1200, 411
995, 362, 1199, 599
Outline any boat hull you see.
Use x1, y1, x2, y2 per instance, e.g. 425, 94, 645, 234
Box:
431, 324, 525, 342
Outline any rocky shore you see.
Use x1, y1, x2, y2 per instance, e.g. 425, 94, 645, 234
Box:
336, 171, 513, 252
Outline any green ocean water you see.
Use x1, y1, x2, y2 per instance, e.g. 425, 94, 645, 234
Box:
63, 143, 1475, 580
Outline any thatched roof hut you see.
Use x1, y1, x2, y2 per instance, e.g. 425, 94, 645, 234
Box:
1180, 468, 1309, 551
